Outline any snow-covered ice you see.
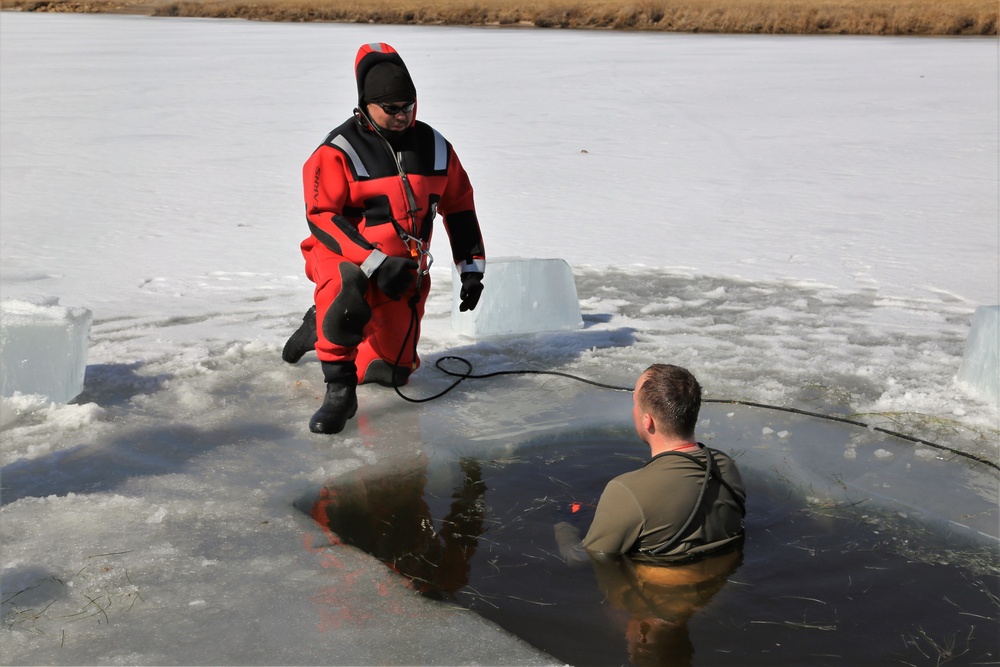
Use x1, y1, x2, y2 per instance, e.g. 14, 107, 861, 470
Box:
1, 13, 998, 665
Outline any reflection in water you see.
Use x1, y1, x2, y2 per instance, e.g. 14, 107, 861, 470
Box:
306, 445, 738, 666
589, 550, 742, 667
311, 457, 487, 600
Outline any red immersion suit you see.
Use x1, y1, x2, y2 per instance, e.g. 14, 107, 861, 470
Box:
300, 43, 486, 381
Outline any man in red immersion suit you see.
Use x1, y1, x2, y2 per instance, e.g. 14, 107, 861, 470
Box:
282, 43, 486, 434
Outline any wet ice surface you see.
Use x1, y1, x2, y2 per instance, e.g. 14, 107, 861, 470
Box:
1, 13, 998, 665
4, 346, 997, 664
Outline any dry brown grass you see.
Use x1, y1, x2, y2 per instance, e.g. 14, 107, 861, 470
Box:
2, 0, 996, 35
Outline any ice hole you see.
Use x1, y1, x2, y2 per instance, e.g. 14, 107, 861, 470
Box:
299, 405, 999, 666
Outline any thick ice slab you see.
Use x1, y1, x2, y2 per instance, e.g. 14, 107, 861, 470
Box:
0, 299, 92, 403
451, 258, 583, 337
957, 305, 999, 405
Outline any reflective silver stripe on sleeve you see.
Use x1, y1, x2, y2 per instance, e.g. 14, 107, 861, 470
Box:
331, 134, 369, 178
433, 129, 447, 172
457, 259, 486, 274
361, 250, 387, 277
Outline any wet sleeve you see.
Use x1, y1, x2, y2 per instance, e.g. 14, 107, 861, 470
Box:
553, 522, 592, 567
303, 145, 386, 272
439, 148, 485, 275
581, 480, 644, 555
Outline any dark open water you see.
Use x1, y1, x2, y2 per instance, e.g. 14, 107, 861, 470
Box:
306, 436, 999, 666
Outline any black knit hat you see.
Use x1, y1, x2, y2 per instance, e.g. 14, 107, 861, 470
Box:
363, 62, 416, 104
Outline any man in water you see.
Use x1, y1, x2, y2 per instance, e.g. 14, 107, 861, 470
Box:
553, 364, 746, 664
557, 364, 746, 561
282, 42, 487, 434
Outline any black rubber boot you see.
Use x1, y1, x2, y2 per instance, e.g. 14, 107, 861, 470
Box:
309, 361, 358, 435
282, 306, 318, 364
360, 359, 411, 387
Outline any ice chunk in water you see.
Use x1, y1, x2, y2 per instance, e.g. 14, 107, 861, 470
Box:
0, 299, 92, 403
451, 257, 582, 337
956, 305, 999, 404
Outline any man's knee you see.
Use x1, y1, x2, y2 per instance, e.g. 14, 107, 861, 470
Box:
321, 263, 371, 347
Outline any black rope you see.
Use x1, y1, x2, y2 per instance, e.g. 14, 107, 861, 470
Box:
394, 348, 999, 472
698, 397, 997, 470
387, 289, 997, 471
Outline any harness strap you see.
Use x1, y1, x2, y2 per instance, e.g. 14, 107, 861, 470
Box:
645, 445, 745, 557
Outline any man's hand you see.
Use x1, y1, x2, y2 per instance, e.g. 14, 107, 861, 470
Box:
459, 272, 484, 312
374, 256, 418, 300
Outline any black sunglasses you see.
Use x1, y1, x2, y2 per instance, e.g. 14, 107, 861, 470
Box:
374, 101, 415, 115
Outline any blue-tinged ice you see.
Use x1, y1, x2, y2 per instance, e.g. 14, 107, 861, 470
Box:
451, 258, 583, 337
0, 299, 92, 404
957, 305, 999, 405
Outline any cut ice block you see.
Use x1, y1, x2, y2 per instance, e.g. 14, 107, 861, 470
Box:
451, 257, 583, 337
0, 299, 92, 403
956, 305, 999, 405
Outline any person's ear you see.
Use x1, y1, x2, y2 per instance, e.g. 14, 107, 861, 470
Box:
642, 412, 655, 434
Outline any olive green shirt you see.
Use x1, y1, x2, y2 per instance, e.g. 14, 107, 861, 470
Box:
581, 445, 746, 560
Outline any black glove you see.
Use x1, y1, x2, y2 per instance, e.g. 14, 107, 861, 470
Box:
459, 272, 484, 312
374, 256, 418, 300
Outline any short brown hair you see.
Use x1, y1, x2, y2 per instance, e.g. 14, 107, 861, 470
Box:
637, 364, 702, 439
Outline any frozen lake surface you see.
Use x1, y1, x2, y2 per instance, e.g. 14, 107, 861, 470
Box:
1, 13, 997, 665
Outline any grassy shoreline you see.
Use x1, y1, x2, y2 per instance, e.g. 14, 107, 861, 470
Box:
1, 0, 996, 35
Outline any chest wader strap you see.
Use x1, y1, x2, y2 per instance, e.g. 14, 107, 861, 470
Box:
645, 446, 745, 557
